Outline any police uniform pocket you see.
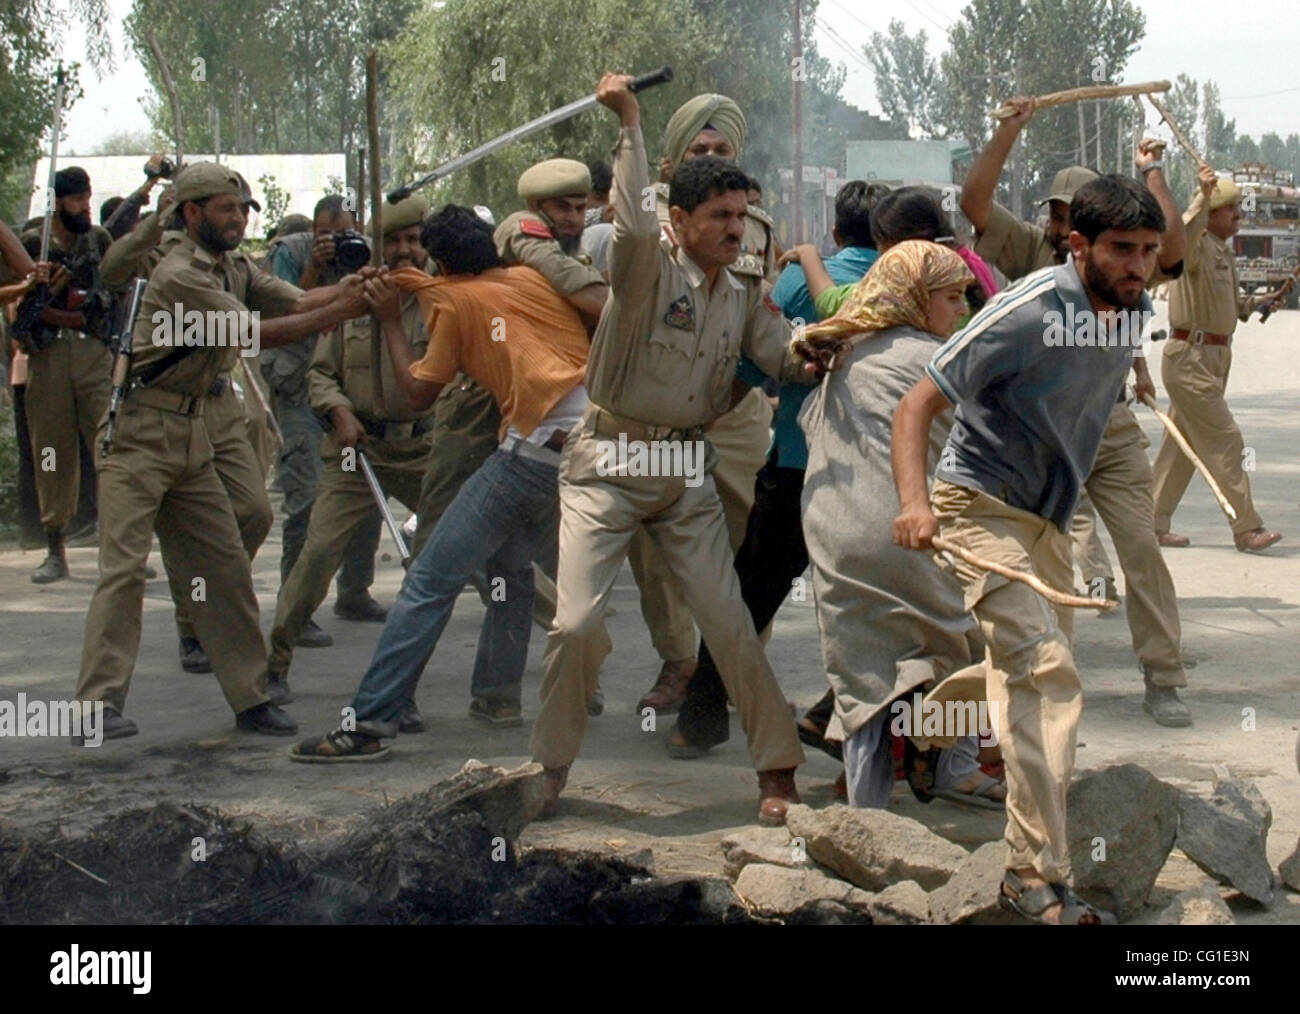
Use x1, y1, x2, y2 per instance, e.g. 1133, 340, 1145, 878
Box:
646, 326, 694, 384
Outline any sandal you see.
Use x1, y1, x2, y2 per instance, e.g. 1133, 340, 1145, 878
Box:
933, 775, 1006, 811
289, 728, 391, 764
999, 870, 1114, 925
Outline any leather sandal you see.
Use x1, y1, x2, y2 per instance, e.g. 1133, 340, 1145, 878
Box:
999, 870, 1114, 925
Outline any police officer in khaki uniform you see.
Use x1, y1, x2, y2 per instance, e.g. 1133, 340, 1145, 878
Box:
961, 98, 1196, 726
75, 162, 367, 740
14, 167, 114, 585
1152, 174, 1284, 553
100, 174, 277, 676
266, 195, 435, 712
533, 74, 807, 823
631, 92, 779, 714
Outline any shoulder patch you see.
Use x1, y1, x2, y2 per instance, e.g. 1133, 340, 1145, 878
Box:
519, 218, 553, 240
762, 292, 781, 316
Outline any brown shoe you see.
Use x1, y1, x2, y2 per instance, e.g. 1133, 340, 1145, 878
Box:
1234, 528, 1282, 553
757, 767, 800, 826
1156, 531, 1190, 548
538, 764, 570, 820
636, 658, 696, 714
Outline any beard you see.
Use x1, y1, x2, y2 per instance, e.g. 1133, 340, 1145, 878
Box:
59, 207, 92, 234
555, 231, 582, 257
1084, 252, 1145, 310
198, 217, 242, 253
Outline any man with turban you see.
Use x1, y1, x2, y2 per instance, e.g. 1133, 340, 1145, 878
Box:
632, 92, 782, 716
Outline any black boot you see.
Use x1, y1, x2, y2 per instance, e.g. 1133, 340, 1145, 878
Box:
31, 529, 69, 584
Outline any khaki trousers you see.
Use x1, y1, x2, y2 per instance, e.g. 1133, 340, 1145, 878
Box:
268, 435, 428, 674
531, 411, 803, 773
77, 397, 270, 715
1069, 494, 1113, 586
168, 382, 274, 642
628, 388, 773, 661
1152, 340, 1263, 535
931, 480, 1080, 882
1086, 403, 1186, 685
24, 336, 111, 531
412, 378, 558, 627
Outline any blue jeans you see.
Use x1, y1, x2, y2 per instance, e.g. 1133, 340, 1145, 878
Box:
351, 445, 559, 737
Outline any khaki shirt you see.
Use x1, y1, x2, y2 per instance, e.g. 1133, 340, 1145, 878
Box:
18, 225, 113, 287
585, 124, 799, 429
1168, 193, 1255, 335
494, 211, 606, 296
654, 182, 777, 283
308, 292, 432, 425
972, 201, 1058, 281
131, 233, 302, 395
100, 212, 180, 289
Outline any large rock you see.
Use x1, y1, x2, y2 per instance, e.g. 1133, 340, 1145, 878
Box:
928, 841, 1021, 925
1175, 777, 1274, 906
1155, 885, 1235, 926
1066, 764, 1178, 921
733, 863, 874, 917
720, 826, 805, 880
785, 804, 968, 891
1280, 837, 1300, 892
868, 880, 931, 925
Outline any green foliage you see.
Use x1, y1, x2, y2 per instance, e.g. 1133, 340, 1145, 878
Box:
863, 20, 942, 138
257, 173, 290, 236
0, 397, 20, 542
385, 0, 848, 216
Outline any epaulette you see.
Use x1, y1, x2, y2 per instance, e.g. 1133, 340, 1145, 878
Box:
519, 216, 553, 240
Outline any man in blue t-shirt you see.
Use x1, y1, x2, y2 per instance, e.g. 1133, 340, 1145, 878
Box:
891, 175, 1165, 925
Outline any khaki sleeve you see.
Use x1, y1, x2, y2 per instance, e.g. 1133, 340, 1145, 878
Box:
1182, 196, 1209, 273
308, 323, 352, 418
242, 258, 304, 317
608, 123, 663, 306
100, 212, 166, 289
503, 231, 605, 296
972, 201, 1046, 281
741, 282, 804, 384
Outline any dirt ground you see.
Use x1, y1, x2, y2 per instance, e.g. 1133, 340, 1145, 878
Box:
1, 306, 1297, 924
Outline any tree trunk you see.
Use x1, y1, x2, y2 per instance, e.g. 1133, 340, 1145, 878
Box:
1078, 102, 1087, 165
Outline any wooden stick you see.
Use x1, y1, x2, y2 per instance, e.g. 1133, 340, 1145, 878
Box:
52, 852, 109, 886
365, 51, 382, 267
992, 80, 1170, 120
931, 536, 1117, 611
1140, 393, 1237, 521
1145, 94, 1207, 168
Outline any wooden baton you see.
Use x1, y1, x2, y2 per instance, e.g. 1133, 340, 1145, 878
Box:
931, 536, 1118, 611
992, 80, 1170, 120
1139, 393, 1237, 521
1145, 93, 1207, 168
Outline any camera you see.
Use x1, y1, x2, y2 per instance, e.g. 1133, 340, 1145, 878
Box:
331, 228, 371, 271
144, 157, 178, 180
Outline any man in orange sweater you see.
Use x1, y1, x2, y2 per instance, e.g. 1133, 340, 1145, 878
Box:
291, 204, 591, 761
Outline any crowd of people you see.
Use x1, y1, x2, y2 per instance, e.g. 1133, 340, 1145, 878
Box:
2, 71, 1291, 926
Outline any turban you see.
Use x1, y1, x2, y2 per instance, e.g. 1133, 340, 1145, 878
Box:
54, 166, 91, 198
662, 94, 747, 169
802, 240, 974, 344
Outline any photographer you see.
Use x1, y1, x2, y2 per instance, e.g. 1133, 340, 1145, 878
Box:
14, 166, 115, 584
263, 194, 385, 643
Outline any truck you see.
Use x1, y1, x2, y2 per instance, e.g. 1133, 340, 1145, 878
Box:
1228, 163, 1300, 308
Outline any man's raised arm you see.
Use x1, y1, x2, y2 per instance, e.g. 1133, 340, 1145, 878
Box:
960, 97, 1035, 235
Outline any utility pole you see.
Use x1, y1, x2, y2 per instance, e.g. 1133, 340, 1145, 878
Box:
792, 0, 803, 243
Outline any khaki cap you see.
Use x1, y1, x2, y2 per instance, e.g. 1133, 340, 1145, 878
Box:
174, 162, 260, 210
1040, 166, 1099, 205
517, 159, 590, 201
1209, 177, 1241, 211
379, 193, 429, 238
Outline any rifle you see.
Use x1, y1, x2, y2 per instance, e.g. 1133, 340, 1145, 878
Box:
387, 66, 674, 203
100, 278, 149, 457
1258, 263, 1300, 322
358, 450, 410, 563
14, 67, 67, 353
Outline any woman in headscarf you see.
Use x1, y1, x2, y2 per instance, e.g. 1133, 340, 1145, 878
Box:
798, 240, 1003, 809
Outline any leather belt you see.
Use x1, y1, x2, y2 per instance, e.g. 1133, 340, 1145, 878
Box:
583, 403, 706, 444
130, 385, 204, 416
1170, 328, 1230, 346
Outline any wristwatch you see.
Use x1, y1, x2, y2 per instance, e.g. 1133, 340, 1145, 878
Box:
1140, 160, 1164, 174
